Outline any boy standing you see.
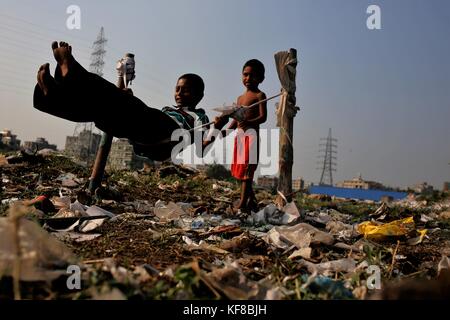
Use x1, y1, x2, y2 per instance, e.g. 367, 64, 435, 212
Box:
220, 59, 267, 214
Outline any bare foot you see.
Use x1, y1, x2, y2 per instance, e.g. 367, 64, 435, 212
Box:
51, 41, 74, 77
36, 41, 74, 96
247, 199, 258, 213
36, 63, 55, 96
233, 204, 250, 214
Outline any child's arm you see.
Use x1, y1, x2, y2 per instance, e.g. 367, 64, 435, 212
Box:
202, 93, 243, 150
201, 118, 236, 159
202, 117, 236, 149
222, 119, 237, 137
241, 92, 268, 126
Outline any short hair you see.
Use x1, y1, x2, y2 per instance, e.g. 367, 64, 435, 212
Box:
243, 59, 265, 78
178, 73, 205, 95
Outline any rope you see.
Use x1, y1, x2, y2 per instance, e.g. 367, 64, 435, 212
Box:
189, 91, 286, 132
279, 126, 293, 146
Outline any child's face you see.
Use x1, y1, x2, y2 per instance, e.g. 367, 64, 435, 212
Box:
174, 78, 200, 108
242, 66, 263, 90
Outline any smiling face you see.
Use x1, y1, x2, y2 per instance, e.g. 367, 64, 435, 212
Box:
242, 66, 263, 90
174, 78, 203, 109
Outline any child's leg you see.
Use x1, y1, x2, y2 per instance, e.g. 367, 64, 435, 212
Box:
237, 179, 251, 210
34, 41, 178, 149
247, 187, 258, 212
35, 51, 133, 124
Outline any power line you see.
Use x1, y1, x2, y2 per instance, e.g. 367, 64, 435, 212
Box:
0, 86, 27, 94
0, 36, 168, 100
0, 24, 94, 58
0, 13, 172, 98
0, 82, 31, 94
0, 12, 94, 47
0, 13, 168, 85
0, 61, 44, 77
0, 36, 57, 57
0, 32, 91, 60
0, 47, 168, 105
0, 84, 29, 93
1, 13, 184, 112
0, 71, 34, 84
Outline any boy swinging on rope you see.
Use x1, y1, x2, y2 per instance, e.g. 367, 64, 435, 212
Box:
35, 41, 215, 161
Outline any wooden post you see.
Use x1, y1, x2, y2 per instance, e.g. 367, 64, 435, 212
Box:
275, 48, 298, 204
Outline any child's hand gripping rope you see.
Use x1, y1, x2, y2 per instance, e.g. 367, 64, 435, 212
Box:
191, 91, 286, 133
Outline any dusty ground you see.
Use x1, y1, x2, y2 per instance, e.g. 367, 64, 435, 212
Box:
1, 152, 449, 300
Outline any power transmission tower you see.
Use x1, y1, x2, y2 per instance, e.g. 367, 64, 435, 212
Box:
89, 27, 107, 77
72, 27, 107, 166
317, 128, 337, 186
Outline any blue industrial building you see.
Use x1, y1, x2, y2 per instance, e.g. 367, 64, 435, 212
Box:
308, 185, 408, 202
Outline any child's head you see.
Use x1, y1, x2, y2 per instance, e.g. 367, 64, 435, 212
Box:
242, 59, 265, 90
174, 73, 204, 109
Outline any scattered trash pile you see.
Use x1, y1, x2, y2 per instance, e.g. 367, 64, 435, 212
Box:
1, 151, 449, 300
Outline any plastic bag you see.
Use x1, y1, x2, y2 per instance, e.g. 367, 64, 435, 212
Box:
357, 217, 426, 243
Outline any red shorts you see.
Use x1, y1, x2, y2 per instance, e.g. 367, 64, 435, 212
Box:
231, 131, 259, 181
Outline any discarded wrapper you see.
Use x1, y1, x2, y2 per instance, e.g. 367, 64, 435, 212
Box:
357, 216, 427, 244
0, 214, 76, 281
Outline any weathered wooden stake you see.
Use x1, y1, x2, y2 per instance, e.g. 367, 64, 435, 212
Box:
275, 48, 298, 204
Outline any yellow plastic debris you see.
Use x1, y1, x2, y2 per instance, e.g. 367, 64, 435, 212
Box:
407, 229, 428, 245
357, 216, 426, 243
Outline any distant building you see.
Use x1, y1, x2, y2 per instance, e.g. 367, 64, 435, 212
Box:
64, 130, 101, 164
107, 138, 146, 170
293, 177, 305, 191
444, 182, 450, 192
257, 175, 278, 189
0, 129, 21, 150
336, 174, 384, 190
309, 185, 407, 202
23, 137, 57, 152
412, 182, 433, 194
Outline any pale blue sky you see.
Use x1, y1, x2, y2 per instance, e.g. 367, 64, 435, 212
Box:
0, 0, 449, 189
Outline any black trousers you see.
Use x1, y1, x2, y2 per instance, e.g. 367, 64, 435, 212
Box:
33, 60, 180, 160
